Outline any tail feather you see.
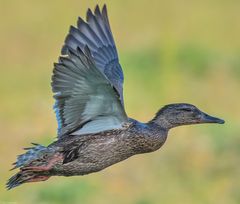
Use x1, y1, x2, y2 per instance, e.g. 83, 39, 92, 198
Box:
6, 171, 37, 190
7, 143, 55, 190
13, 143, 53, 169
6, 171, 50, 190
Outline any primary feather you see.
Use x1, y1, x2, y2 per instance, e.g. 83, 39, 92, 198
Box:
61, 5, 124, 105
52, 46, 127, 137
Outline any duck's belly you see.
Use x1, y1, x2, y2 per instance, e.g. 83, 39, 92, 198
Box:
53, 135, 135, 176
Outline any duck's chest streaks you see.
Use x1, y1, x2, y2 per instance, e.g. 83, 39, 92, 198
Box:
51, 121, 168, 176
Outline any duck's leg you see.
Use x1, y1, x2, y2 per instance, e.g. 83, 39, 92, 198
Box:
21, 153, 63, 172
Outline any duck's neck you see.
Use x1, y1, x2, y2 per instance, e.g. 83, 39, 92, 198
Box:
129, 119, 169, 154
149, 115, 175, 130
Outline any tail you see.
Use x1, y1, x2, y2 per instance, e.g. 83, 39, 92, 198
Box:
6, 170, 50, 190
7, 143, 54, 190
12, 143, 49, 170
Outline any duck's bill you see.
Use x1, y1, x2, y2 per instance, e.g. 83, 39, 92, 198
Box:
201, 113, 225, 124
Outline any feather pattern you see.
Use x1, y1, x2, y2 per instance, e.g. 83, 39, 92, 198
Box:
61, 4, 124, 105
12, 143, 53, 170
52, 46, 127, 137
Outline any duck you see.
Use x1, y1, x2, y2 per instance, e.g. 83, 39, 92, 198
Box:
6, 4, 224, 190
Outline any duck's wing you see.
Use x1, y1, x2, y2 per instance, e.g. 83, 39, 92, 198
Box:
61, 4, 124, 105
52, 46, 128, 138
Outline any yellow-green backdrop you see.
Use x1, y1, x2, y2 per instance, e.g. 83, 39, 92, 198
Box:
0, 0, 239, 203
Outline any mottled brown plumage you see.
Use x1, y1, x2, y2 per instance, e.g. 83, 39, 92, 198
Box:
7, 5, 224, 190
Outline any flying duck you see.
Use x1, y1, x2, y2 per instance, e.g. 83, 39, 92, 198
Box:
7, 4, 224, 190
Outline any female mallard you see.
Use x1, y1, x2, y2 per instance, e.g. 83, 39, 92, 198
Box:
7, 4, 224, 190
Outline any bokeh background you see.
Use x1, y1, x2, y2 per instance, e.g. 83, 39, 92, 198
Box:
1, 0, 240, 203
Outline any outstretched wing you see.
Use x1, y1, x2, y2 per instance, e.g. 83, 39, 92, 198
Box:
62, 4, 124, 104
52, 47, 128, 137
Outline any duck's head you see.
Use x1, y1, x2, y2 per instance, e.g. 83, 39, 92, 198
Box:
151, 103, 224, 129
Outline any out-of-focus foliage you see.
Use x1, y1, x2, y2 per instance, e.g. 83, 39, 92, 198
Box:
0, 0, 239, 203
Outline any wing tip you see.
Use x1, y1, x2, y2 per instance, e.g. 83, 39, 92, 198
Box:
86, 8, 93, 21
77, 16, 87, 29
102, 4, 107, 14
94, 4, 101, 16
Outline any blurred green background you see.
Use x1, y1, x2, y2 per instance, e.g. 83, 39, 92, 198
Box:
1, 0, 240, 203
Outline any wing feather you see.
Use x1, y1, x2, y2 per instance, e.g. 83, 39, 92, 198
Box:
61, 4, 124, 104
52, 47, 127, 137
